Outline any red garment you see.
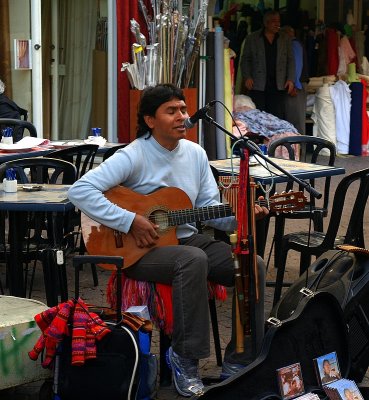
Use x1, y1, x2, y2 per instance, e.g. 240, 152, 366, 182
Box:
106, 272, 227, 335
116, 0, 149, 143
326, 28, 339, 75
28, 298, 110, 368
361, 79, 369, 154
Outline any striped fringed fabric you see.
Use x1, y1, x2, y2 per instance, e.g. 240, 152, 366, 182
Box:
106, 273, 227, 335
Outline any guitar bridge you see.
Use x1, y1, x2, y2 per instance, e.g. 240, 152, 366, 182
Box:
114, 230, 123, 248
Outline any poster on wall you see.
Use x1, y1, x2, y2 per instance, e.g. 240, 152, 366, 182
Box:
14, 39, 32, 70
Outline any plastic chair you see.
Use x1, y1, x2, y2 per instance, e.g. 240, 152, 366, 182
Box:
0, 157, 77, 298
103, 144, 128, 161
0, 118, 37, 143
47, 143, 99, 180
46, 144, 100, 286
266, 135, 336, 271
273, 167, 369, 305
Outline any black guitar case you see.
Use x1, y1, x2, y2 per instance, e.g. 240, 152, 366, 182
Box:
192, 291, 350, 400
271, 248, 369, 382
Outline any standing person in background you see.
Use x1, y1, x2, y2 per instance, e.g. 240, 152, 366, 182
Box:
241, 10, 295, 119
282, 25, 309, 134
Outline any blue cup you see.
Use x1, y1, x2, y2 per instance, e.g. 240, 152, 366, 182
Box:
258, 144, 268, 155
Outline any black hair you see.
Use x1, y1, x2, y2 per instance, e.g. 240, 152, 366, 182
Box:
136, 83, 186, 138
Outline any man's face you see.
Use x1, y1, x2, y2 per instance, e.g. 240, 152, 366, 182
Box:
323, 361, 331, 374
345, 390, 354, 400
265, 15, 280, 34
144, 98, 189, 149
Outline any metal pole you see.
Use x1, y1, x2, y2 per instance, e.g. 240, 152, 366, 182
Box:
31, 0, 43, 137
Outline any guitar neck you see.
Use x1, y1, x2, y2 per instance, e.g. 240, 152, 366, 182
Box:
168, 204, 233, 226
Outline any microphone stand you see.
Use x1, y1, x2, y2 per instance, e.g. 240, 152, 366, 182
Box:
204, 113, 322, 199
204, 113, 322, 360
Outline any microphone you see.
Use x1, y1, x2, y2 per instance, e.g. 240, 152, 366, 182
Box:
184, 101, 216, 129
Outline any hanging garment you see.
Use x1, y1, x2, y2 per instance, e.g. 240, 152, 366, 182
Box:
311, 84, 336, 152
349, 81, 364, 156
326, 28, 339, 75
361, 79, 369, 155
329, 80, 351, 154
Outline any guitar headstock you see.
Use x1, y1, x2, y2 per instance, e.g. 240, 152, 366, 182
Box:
269, 191, 306, 213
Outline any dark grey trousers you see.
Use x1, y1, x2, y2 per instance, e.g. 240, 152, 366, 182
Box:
124, 233, 265, 363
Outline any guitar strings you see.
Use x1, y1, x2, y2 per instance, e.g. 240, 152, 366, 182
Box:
145, 196, 299, 225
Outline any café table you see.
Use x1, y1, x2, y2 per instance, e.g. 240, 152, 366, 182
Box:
0, 140, 125, 164
209, 156, 346, 258
0, 184, 74, 306
209, 156, 346, 185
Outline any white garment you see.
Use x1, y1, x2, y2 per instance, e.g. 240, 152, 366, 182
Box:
311, 84, 336, 154
362, 56, 369, 76
329, 80, 351, 154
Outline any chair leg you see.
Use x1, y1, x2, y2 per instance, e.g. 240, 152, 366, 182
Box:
299, 252, 312, 276
209, 298, 222, 366
91, 264, 99, 287
80, 235, 99, 287
273, 240, 289, 306
273, 216, 286, 269
159, 330, 172, 387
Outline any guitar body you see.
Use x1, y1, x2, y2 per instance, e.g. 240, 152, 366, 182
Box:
81, 186, 193, 270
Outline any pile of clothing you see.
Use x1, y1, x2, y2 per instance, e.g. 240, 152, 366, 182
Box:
28, 298, 111, 368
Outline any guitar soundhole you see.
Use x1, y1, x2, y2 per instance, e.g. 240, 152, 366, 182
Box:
150, 209, 170, 232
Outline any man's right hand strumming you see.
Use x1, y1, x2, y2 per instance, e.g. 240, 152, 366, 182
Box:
131, 214, 159, 248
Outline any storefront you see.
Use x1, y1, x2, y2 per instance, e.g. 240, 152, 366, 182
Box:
0, 0, 368, 144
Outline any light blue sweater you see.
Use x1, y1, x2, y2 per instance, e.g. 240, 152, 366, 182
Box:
68, 136, 236, 239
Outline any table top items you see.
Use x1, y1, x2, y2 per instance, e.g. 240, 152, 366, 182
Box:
210, 156, 345, 185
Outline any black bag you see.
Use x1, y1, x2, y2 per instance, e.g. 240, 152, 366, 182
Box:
56, 324, 140, 399
272, 248, 369, 383
54, 255, 157, 400
191, 291, 350, 400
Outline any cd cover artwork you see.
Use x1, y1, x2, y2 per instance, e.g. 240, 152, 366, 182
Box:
313, 351, 341, 386
277, 362, 305, 400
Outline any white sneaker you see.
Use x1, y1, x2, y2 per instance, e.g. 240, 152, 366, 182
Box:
166, 347, 204, 397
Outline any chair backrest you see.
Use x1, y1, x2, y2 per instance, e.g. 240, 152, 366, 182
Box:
102, 144, 128, 161
267, 135, 336, 210
47, 144, 99, 180
322, 167, 369, 250
0, 157, 77, 184
0, 118, 37, 143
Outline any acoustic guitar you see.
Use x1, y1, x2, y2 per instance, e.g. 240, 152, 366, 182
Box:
81, 186, 305, 270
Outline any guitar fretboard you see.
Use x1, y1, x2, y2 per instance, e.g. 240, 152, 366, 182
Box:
168, 204, 233, 226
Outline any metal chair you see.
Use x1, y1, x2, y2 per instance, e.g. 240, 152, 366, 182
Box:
273, 167, 369, 305
266, 135, 337, 270
0, 118, 37, 143
0, 157, 77, 298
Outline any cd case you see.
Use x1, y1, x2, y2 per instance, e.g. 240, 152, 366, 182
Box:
323, 378, 364, 400
313, 351, 342, 387
277, 362, 305, 400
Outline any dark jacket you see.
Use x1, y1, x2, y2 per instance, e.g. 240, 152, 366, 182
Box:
0, 94, 27, 120
241, 29, 295, 91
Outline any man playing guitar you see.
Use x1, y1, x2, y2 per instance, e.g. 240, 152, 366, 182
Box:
68, 84, 269, 397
